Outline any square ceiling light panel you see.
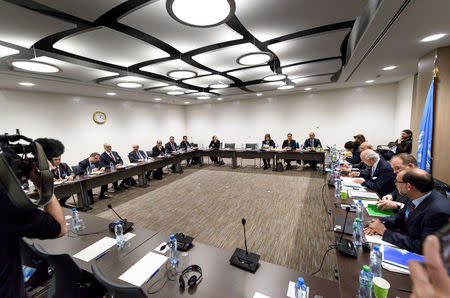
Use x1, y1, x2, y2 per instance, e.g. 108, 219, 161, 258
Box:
100, 76, 169, 89
268, 29, 351, 66
35, 0, 126, 22
183, 74, 234, 88
54, 27, 170, 67
192, 43, 261, 72
0, 1, 75, 48
210, 87, 246, 96
235, 0, 364, 42
291, 74, 332, 87
31, 56, 118, 82
140, 59, 211, 77
119, 0, 242, 53
246, 81, 285, 92
227, 65, 275, 82
0, 45, 19, 58
283, 59, 341, 79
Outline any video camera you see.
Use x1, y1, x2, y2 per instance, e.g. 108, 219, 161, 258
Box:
0, 129, 64, 209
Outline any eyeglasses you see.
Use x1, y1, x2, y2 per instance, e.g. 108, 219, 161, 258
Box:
394, 179, 407, 183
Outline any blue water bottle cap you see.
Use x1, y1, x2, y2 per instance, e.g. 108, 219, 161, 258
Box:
297, 277, 304, 284
115, 220, 120, 225
72, 208, 76, 211
170, 234, 175, 240
358, 199, 362, 203
373, 245, 380, 251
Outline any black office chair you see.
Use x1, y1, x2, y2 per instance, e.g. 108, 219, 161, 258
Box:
32, 243, 105, 298
243, 143, 259, 167
91, 264, 147, 298
71, 165, 79, 175
224, 143, 235, 149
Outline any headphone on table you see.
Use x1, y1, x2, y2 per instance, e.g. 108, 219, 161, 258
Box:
178, 265, 202, 289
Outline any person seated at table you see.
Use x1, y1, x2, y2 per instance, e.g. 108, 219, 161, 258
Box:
363, 168, 450, 254
180, 136, 194, 166
165, 136, 180, 172
261, 133, 275, 170
302, 132, 322, 170
151, 140, 165, 180
343, 141, 361, 165
376, 154, 447, 211
353, 134, 366, 148
78, 152, 109, 203
128, 144, 151, 180
350, 149, 396, 196
282, 133, 296, 170
100, 143, 131, 190
51, 155, 75, 207
209, 135, 223, 165
341, 141, 373, 173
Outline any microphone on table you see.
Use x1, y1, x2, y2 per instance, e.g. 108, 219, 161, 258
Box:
335, 206, 357, 257
107, 204, 134, 233
229, 218, 260, 272
338, 207, 350, 244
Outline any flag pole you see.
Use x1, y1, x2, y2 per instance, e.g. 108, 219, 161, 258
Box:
430, 51, 438, 174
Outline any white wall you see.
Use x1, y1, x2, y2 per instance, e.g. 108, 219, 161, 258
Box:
394, 76, 414, 134
0, 89, 185, 166
185, 84, 400, 148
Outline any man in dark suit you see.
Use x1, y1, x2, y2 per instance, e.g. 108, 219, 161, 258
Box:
364, 168, 450, 254
302, 132, 322, 170
151, 140, 165, 179
351, 149, 396, 196
282, 133, 296, 170
100, 143, 130, 191
165, 136, 180, 172
128, 144, 151, 180
179, 136, 193, 166
51, 156, 75, 207
78, 152, 109, 203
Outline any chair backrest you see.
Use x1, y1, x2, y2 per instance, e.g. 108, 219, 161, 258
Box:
32, 243, 84, 298
71, 165, 79, 176
146, 151, 152, 157
91, 265, 147, 298
224, 143, 235, 149
245, 143, 257, 150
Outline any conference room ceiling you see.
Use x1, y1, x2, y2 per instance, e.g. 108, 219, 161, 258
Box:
0, 0, 449, 104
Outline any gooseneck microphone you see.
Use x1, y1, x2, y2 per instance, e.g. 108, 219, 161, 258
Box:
335, 206, 357, 257
338, 207, 351, 244
108, 204, 125, 222
107, 204, 134, 233
242, 218, 248, 256
229, 218, 260, 272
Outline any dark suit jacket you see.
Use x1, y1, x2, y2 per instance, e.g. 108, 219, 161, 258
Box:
359, 158, 396, 196
282, 139, 296, 150
180, 141, 191, 150
261, 140, 275, 148
303, 138, 322, 149
382, 190, 450, 254
209, 140, 221, 149
151, 146, 165, 157
100, 151, 124, 168
394, 137, 412, 154
78, 158, 101, 175
52, 162, 74, 179
390, 178, 448, 204
165, 142, 178, 153
346, 149, 361, 165
128, 150, 148, 163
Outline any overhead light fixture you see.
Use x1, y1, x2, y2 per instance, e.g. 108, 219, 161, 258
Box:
365, 80, 375, 83
209, 83, 229, 89
382, 65, 397, 71
19, 82, 35, 87
117, 82, 143, 88
167, 69, 197, 79
217, 97, 223, 101
277, 84, 295, 90
184, 101, 190, 104
11, 59, 60, 73
263, 73, 287, 82
106, 92, 116, 96
168, 91, 185, 95
154, 98, 161, 101
197, 95, 210, 99
421, 33, 446, 42
256, 93, 263, 96
304, 87, 312, 91
0, 45, 19, 57
237, 52, 273, 66
166, 0, 236, 28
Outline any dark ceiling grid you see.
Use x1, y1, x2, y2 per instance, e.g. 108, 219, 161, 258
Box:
1, 0, 357, 98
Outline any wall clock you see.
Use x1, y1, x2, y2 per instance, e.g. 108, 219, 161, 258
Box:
93, 111, 107, 124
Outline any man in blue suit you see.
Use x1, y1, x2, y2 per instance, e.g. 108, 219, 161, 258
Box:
128, 144, 151, 180
78, 152, 109, 203
364, 168, 450, 254
100, 143, 129, 190
351, 149, 396, 196
165, 136, 180, 172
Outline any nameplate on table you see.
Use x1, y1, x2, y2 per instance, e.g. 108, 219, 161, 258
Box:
118, 251, 168, 286
73, 237, 116, 262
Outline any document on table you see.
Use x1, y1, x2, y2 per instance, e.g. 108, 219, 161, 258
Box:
73, 237, 117, 262
253, 292, 272, 298
119, 252, 168, 287
364, 234, 396, 247
349, 190, 379, 200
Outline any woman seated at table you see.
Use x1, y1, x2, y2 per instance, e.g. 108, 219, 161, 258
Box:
209, 135, 223, 165
261, 133, 275, 170
344, 141, 361, 164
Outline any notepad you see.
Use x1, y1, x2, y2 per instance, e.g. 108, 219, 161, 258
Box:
254, 292, 271, 298
367, 204, 393, 217
364, 234, 396, 247
342, 177, 364, 187
349, 190, 379, 200
73, 237, 116, 262
118, 252, 168, 286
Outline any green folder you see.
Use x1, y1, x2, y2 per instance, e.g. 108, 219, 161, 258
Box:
367, 204, 393, 217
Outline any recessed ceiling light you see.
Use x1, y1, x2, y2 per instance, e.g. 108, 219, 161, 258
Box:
217, 97, 223, 101
167, 69, 197, 79
184, 101, 190, 104
197, 96, 210, 99
421, 33, 446, 42
382, 65, 397, 71
237, 52, 273, 66
19, 82, 35, 87
116, 82, 143, 88
154, 98, 161, 101
256, 93, 263, 96
263, 74, 287, 82
304, 87, 312, 91
365, 80, 375, 83
168, 91, 185, 95
106, 92, 116, 96
0, 45, 19, 57
166, 0, 236, 28
11, 59, 60, 73
277, 84, 295, 90
209, 83, 229, 89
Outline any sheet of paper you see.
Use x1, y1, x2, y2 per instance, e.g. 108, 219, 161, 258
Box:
123, 232, 135, 242
154, 242, 168, 254
119, 252, 168, 287
353, 199, 374, 208
286, 281, 309, 298
349, 190, 379, 200
254, 291, 271, 298
364, 234, 396, 247
342, 177, 364, 187
73, 237, 117, 262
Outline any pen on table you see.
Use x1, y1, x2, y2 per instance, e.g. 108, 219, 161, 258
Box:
95, 250, 109, 261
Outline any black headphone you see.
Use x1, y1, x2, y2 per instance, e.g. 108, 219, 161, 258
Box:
178, 265, 202, 289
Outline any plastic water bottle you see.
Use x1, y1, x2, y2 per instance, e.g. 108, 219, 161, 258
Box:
109, 161, 115, 172
352, 217, 362, 246
72, 208, 81, 231
114, 221, 125, 247
295, 277, 307, 298
334, 179, 341, 198
356, 199, 365, 222
370, 245, 383, 278
358, 265, 373, 298
168, 234, 178, 268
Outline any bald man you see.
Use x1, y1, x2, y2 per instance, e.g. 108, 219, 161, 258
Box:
100, 143, 129, 191
364, 168, 450, 254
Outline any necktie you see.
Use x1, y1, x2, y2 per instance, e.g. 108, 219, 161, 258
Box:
56, 166, 60, 179
136, 151, 142, 159
109, 152, 116, 162
311, 139, 314, 147
406, 203, 415, 220
171, 143, 175, 151
371, 166, 375, 177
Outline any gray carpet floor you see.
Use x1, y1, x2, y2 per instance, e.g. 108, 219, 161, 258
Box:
88, 161, 337, 281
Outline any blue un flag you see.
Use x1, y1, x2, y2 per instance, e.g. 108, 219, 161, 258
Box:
416, 81, 434, 172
